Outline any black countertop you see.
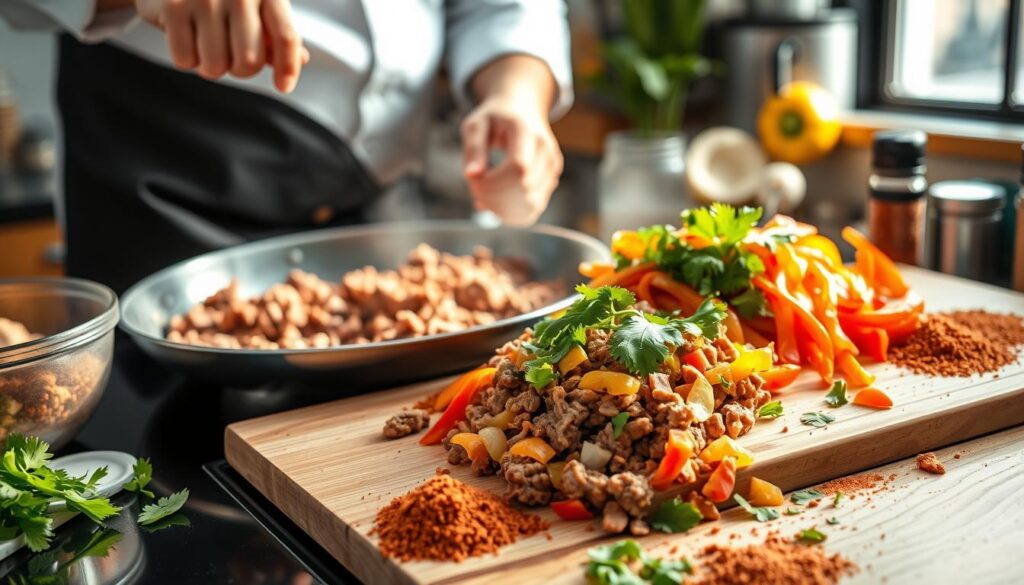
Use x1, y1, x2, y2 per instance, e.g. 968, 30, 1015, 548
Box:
0, 336, 363, 584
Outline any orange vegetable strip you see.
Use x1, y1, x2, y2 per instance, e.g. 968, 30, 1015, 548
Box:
843, 226, 909, 297
844, 326, 889, 362
796, 234, 843, 268
433, 367, 494, 411
757, 276, 834, 381
578, 261, 614, 280
805, 262, 858, 357
760, 364, 802, 391
853, 387, 893, 409
723, 307, 745, 344
589, 262, 657, 288
836, 351, 876, 388
740, 321, 771, 348
635, 271, 659, 307
649, 273, 704, 314
421, 368, 496, 445
764, 288, 800, 365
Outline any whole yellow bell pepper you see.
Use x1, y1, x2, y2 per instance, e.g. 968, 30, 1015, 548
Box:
757, 81, 841, 165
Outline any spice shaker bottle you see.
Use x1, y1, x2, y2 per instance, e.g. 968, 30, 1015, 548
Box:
868, 130, 927, 265
1015, 148, 1024, 291
924, 180, 1006, 284
0, 67, 21, 169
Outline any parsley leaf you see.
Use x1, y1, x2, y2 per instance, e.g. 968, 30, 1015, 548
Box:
758, 401, 784, 418
826, 517, 840, 525
790, 489, 824, 505
138, 489, 190, 526
524, 362, 556, 391
833, 491, 844, 508
800, 411, 835, 428
797, 527, 827, 544
610, 313, 684, 376
611, 412, 630, 439
589, 539, 646, 563
650, 498, 703, 533
124, 458, 155, 499
824, 380, 849, 408
586, 540, 647, 585
641, 556, 692, 585
733, 494, 780, 522
784, 507, 802, 515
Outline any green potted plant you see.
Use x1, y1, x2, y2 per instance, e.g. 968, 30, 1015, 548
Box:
594, 0, 712, 239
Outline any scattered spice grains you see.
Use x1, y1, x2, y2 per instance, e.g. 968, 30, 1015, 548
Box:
372, 473, 548, 562
695, 535, 857, 585
916, 452, 946, 475
890, 311, 1024, 376
817, 473, 885, 495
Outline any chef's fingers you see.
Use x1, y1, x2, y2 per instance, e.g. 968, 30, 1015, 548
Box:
261, 0, 303, 93
461, 113, 490, 178
228, 0, 263, 78
194, 0, 230, 79
480, 119, 538, 188
162, 0, 198, 69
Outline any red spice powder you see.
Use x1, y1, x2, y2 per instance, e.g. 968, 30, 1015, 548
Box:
695, 535, 857, 585
817, 473, 885, 495
890, 311, 1024, 376
372, 473, 548, 562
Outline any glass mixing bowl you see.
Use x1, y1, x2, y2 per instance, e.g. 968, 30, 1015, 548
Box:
0, 278, 119, 450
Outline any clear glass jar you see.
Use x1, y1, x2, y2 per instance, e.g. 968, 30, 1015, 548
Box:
597, 131, 692, 241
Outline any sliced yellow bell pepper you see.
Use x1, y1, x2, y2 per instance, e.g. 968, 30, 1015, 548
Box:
508, 437, 556, 464
757, 80, 841, 165
698, 435, 754, 469
579, 370, 641, 396
747, 477, 784, 506
730, 346, 774, 382
558, 345, 588, 374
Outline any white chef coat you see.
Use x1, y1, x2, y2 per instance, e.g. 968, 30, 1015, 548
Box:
0, 0, 573, 186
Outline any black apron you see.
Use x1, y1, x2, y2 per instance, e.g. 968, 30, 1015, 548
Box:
57, 35, 381, 294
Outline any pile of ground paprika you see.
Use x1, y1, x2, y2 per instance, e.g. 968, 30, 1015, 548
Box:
890, 310, 1024, 376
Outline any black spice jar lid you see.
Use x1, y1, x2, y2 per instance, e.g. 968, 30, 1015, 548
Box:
872, 130, 927, 175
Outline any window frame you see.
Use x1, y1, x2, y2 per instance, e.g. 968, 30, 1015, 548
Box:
851, 0, 1024, 122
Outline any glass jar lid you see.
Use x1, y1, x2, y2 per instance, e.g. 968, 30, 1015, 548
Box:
927, 180, 1006, 216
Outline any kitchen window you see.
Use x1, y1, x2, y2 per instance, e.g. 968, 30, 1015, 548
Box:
867, 0, 1024, 119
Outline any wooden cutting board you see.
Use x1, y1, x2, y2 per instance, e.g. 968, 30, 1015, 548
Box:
224, 267, 1024, 585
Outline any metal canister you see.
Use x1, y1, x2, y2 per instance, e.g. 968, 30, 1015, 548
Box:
924, 180, 1006, 284
1014, 190, 1024, 292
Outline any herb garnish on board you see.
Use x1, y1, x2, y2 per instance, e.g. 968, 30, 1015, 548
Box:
523, 285, 726, 388
624, 204, 795, 319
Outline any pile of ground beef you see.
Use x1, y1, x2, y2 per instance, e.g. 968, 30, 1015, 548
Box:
437, 318, 770, 535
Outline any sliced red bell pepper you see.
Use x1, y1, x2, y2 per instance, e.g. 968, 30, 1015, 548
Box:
651, 429, 695, 491
550, 499, 594, 521
701, 456, 737, 503
760, 364, 802, 392
844, 326, 889, 362
682, 350, 711, 373
433, 367, 496, 411
420, 368, 496, 445
836, 351, 875, 388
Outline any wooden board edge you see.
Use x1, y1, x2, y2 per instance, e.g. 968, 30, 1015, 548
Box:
223, 424, 421, 585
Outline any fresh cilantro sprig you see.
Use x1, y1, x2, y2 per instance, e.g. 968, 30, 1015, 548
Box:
629, 205, 796, 320
824, 381, 849, 408
790, 488, 824, 505
586, 539, 692, 585
800, 411, 835, 428
650, 498, 703, 533
758, 401, 784, 418
797, 527, 828, 544
733, 494, 780, 522
124, 457, 154, 499
138, 489, 190, 526
523, 285, 727, 387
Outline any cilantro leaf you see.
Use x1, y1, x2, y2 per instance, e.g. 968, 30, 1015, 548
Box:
730, 286, 770, 319
733, 494, 780, 522
681, 298, 728, 340
650, 498, 703, 533
18, 514, 54, 552
784, 507, 802, 515
611, 412, 630, 439
588, 539, 646, 563
790, 489, 824, 505
536, 285, 634, 348
641, 556, 692, 585
524, 362, 556, 391
5, 434, 53, 471
63, 490, 120, 524
586, 540, 647, 585
140, 512, 192, 534
800, 411, 835, 428
138, 489, 189, 526
824, 380, 849, 408
610, 314, 683, 376
833, 491, 844, 508
826, 517, 840, 525
797, 527, 827, 544
758, 401, 784, 418
124, 458, 155, 499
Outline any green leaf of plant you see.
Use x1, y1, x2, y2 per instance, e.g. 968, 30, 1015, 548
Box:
824, 380, 849, 408
758, 401, 784, 418
18, 515, 53, 553
610, 314, 682, 376
138, 489, 189, 526
634, 56, 670, 100
611, 412, 630, 439
800, 411, 835, 428
797, 527, 827, 544
641, 556, 693, 585
826, 517, 840, 525
140, 512, 191, 534
650, 498, 702, 533
525, 362, 556, 391
833, 491, 844, 508
123, 458, 154, 499
733, 494, 780, 522
588, 539, 646, 563
784, 507, 802, 515
790, 489, 825, 505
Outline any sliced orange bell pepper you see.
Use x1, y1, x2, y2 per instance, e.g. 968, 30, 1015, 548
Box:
836, 351, 875, 388
635, 271, 659, 307
433, 367, 497, 412
757, 276, 834, 383
844, 326, 889, 362
682, 350, 711, 373
837, 293, 924, 338
765, 290, 800, 364
589, 262, 657, 288
701, 456, 738, 503
651, 429, 696, 491
450, 432, 489, 464
649, 273, 704, 314
805, 262, 858, 357
611, 230, 647, 260
550, 499, 594, 521
796, 234, 843, 268
740, 321, 771, 348
579, 261, 614, 280
507, 437, 557, 464
747, 477, 785, 507
842, 226, 909, 298
421, 368, 496, 445
760, 364, 801, 391
723, 307, 745, 344
852, 387, 893, 409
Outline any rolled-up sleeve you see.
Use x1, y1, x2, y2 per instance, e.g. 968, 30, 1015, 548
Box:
0, 0, 137, 43
445, 0, 573, 120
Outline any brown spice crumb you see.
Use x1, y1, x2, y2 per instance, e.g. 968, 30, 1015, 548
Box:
781, 426, 789, 433
709, 527, 721, 536
916, 452, 946, 475
817, 473, 884, 495
890, 311, 1024, 377
808, 500, 820, 508
695, 535, 857, 585
953, 454, 961, 460
372, 474, 548, 562
435, 467, 450, 475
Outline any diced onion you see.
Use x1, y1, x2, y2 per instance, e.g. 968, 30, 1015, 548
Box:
580, 441, 613, 471
478, 426, 507, 462
687, 374, 715, 423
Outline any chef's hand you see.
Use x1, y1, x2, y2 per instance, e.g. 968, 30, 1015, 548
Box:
462, 55, 563, 227
134, 0, 309, 93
